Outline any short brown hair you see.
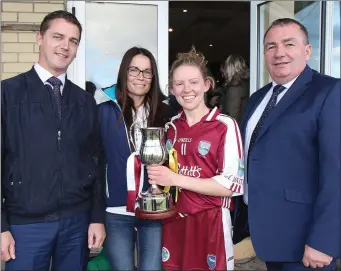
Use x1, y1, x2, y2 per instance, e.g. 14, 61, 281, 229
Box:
263, 18, 310, 45
39, 10, 82, 41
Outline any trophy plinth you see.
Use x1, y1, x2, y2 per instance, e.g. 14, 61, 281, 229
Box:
136, 184, 177, 220
130, 124, 177, 220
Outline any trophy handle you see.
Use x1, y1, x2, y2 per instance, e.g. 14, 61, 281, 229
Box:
129, 122, 140, 151
165, 122, 177, 148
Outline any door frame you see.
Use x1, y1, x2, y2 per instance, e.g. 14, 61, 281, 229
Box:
250, 1, 267, 94
323, 1, 336, 76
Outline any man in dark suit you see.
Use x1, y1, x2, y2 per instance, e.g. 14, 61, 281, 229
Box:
241, 18, 340, 270
1, 11, 105, 270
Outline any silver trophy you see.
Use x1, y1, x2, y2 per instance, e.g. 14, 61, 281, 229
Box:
129, 122, 177, 220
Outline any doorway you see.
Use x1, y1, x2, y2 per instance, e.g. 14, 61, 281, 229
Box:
169, 1, 250, 87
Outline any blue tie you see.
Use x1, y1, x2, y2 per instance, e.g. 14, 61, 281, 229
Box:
47, 77, 63, 120
249, 85, 286, 151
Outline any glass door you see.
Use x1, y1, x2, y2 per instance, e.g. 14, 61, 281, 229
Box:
66, 1, 169, 94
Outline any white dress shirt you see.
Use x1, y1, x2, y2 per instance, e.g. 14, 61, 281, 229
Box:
243, 77, 298, 205
34, 62, 66, 94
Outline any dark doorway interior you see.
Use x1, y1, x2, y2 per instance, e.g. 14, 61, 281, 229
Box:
169, 1, 250, 86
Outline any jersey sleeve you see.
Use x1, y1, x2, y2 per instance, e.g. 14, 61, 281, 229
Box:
212, 117, 244, 197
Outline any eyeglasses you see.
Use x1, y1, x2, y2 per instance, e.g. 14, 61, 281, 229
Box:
128, 66, 153, 79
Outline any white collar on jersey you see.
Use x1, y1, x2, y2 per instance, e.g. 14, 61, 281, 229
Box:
172, 107, 219, 122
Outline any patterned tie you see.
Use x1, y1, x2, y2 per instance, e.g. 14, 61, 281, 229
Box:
47, 77, 63, 119
249, 85, 286, 151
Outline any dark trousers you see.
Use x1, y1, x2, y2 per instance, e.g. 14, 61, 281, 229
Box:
266, 260, 337, 271
232, 195, 250, 244
5, 212, 90, 271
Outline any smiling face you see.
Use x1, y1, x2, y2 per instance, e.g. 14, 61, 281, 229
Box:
170, 64, 210, 112
264, 23, 312, 85
37, 18, 80, 76
126, 54, 153, 102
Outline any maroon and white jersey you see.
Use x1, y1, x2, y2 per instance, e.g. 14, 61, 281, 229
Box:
162, 108, 244, 270
166, 107, 245, 215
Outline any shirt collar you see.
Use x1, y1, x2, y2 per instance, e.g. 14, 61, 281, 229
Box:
178, 107, 221, 122
133, 104, 146, 117
272, 76, 298, 90
34, 62, 66, 86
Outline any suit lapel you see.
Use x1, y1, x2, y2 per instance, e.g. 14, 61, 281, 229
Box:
254, 65, 313, 144
247, 87, 270, 121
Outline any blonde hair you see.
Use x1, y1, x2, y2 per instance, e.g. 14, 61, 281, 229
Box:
169, 47, 215, 90
222, 54, 249, 86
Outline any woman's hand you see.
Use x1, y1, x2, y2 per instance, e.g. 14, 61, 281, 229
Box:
147, 165, 177, 187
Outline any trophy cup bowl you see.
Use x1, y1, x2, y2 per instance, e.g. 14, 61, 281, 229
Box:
130, 123, 177, 220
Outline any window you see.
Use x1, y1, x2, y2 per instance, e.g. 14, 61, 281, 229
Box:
85, 2, 158, 89
258, 1, 322, 85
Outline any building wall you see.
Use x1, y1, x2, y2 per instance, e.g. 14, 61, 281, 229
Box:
1, 0, 65, 80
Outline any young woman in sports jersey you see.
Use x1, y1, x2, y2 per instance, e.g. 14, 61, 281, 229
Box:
147, 48, 244, 270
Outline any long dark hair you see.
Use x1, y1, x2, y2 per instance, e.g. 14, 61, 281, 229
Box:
116, 47, 166, 130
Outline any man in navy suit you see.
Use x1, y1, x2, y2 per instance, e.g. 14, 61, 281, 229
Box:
242, 18, 340, 270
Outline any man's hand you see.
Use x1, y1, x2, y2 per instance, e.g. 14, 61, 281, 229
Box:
1, 231, 15, 262
88, 223, 106, 249
302, 245, 333, 268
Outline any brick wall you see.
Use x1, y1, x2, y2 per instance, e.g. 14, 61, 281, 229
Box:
1, 0, 66, 80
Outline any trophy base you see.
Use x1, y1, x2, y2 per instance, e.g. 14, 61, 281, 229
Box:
136, 185, 176, 220
135, 206, 177, 220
